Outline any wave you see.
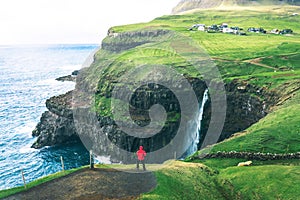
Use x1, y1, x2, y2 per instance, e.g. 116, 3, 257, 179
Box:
19, 144, 38, 154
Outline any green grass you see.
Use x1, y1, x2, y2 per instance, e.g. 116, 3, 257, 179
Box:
140, 161, 229, 200
219, 165, 300, 200
140, 159, 300, 200
216, 60, 274, 78
260, 53, 300, 70
225, 70, 300, 88
193, 158, 300, 170
112, 7, 300, 60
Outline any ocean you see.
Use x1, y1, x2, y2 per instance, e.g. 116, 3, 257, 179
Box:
0, 44, 98, 190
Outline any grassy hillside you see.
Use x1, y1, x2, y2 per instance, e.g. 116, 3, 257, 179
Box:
141, 161, 227, 200
219, 165, 300, 200
113, 6, 300, 61
141, 160, 300, 200
96, 5, 300, 153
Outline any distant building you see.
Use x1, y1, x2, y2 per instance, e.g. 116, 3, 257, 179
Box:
197, 24, 206, 31
279, 29, 293, 35
219, 23, 228, 32
189, 24, 205, 31
270, 29, 279, 34
248, 27, 266, 34
223, 28, 234, 33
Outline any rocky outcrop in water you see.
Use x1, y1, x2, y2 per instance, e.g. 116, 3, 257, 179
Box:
55, 70, 79, 82
31, 91, 80, 148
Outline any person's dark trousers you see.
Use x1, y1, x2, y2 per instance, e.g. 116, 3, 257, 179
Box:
136, 159, 146, 170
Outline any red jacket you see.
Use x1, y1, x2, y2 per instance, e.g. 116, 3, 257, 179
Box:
136, 146, 146, 161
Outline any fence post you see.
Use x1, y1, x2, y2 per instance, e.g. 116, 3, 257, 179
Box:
90, 150, 94, 169
60, 156, 65, 172
21, 169, 26, 189
174, 151, 177, 160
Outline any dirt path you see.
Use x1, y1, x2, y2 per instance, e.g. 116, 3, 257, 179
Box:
4, 168, 156, 200
243, 57, 277, 70
212, 56, 278, 71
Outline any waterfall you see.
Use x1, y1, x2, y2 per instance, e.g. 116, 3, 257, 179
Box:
185, 89, 209, 156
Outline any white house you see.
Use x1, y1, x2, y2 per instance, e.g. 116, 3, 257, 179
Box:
270, 29, 279, 34
223, 28, 234, 33
197, 24, 206, 31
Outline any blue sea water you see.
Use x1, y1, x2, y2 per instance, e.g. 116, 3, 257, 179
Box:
0, 44, 98, 190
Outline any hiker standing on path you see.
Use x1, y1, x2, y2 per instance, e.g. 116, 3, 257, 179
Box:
136, 146, 146, 171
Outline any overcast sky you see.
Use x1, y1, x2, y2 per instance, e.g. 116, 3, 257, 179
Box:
0, 0, 180, 45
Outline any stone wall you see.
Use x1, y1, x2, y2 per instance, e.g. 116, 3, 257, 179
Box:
192, 151, 300, 161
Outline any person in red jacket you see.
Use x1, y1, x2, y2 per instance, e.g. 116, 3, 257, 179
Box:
136, 146, 146, 171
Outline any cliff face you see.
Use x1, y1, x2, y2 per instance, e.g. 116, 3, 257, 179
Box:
172, 0, 300, 14
73, 77, 208, 163
32, 73, 277, 162
200, 79, 278, 148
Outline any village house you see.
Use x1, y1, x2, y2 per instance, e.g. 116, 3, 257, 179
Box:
270, 29, 280, 34
222, 27, 234, 33
197, 24, 206, 31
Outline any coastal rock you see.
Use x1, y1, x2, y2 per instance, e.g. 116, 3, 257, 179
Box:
55, 70, 79, 82
55, 75, 76, 82
31, 91, 79, 148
